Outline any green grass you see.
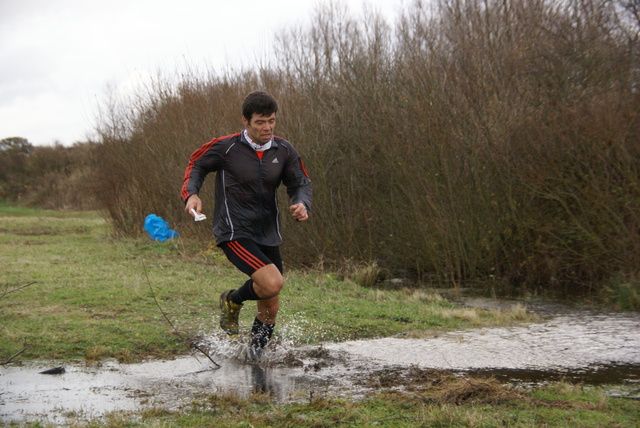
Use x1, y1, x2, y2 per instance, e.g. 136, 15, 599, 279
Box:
0, 207, 222, 361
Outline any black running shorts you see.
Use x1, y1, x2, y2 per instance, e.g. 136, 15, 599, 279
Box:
220, 238, 283, 276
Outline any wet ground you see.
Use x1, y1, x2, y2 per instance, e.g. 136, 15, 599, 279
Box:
1, 299, 639, 425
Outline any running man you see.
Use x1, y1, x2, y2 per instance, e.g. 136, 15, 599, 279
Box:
181, 91, 312, 358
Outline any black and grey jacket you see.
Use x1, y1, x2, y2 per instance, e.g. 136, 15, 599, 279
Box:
181, 132, 312, 246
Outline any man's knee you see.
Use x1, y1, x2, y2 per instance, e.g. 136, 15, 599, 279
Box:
252, 265, 284, 298
261, 275, 283, 298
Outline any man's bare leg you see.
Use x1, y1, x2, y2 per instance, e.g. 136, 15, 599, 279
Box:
250, 265, 282, 353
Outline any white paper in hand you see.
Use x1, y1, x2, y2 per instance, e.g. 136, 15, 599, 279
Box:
190, 208, 207, 222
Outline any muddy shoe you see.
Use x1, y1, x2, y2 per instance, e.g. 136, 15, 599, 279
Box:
219, 290, 243, 337
247, 345, 263, 362
248, 321, 273, 361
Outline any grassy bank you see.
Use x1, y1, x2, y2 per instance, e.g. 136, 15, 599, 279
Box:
2, 206, 637, 427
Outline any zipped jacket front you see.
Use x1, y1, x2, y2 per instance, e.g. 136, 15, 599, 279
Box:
181, 132, 312, 247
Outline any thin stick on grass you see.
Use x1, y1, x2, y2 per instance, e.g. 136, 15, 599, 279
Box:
1, 345, 26, 366
1, 282, 36, 299
142, 260, 221, 368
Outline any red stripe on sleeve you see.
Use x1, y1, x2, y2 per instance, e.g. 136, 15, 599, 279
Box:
180, 133, 239, 202
300, 159, 310, 178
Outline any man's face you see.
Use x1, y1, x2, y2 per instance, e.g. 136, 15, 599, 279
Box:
243, 112, 276, 145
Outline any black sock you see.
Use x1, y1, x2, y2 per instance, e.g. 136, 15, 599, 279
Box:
229, 279, 260, 304
251, 317, 275, 349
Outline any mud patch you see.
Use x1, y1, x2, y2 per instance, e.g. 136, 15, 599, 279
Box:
357, 366, 525, 405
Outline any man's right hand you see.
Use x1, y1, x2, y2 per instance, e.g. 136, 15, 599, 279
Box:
185, 194, 203, 217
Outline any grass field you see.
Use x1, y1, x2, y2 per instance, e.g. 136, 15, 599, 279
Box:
1, 205, 637, 427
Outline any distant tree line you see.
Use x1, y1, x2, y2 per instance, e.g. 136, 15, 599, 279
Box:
4, 0, 640, 300
0, 137, 97, 209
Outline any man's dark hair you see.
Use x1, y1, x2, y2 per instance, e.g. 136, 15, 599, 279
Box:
242, 91, 278, 120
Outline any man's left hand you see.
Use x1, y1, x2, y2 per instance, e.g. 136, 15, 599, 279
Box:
290, 203, 309, 222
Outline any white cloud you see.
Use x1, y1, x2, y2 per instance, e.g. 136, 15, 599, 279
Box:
0, 0, 400, 145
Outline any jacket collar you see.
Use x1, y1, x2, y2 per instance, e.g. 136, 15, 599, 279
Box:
241, 130, 279, 150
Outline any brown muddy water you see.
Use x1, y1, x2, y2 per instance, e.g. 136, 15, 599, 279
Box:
1, 299, 639, 425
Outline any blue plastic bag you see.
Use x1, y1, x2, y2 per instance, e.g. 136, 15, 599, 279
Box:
144, 214, 179, 242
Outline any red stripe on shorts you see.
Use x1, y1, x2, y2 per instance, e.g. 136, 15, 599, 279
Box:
228, 241, 265, 271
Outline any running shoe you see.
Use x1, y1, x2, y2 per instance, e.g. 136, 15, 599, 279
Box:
219, 289, 243, 337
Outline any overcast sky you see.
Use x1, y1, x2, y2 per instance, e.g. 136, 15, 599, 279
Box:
0, 0, 400, 146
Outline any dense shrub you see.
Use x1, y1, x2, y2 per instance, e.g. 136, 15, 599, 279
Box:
92, 0, 640, 296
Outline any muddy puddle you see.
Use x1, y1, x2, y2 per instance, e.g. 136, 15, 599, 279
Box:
2, 299, 639, 425
0, 343, 356, 426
